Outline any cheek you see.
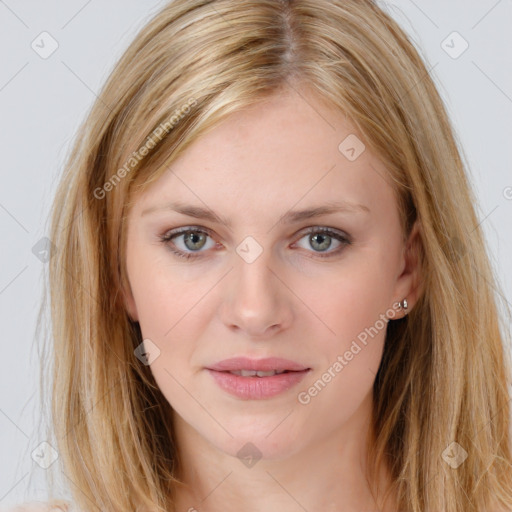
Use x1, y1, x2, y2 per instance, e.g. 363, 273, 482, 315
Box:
296, 257, 395, 346
128, 264, 208, 403
130, 270, 211, 345
126, 234, 212, 337
294, 270, 390, 430
291, 251, 396, 406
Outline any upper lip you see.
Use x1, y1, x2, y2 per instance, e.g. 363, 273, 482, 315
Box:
206, 357, 310, 372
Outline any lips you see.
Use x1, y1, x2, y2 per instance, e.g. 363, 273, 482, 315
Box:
206, 356, 310, 373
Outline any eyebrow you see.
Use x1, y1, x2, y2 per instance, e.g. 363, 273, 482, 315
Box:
141, 200, 370, 227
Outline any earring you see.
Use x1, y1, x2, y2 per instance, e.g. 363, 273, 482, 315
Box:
399, 298, 408, 311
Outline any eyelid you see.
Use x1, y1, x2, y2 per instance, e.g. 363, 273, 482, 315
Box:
160, 225, 350, 241
160, 225, 216, 240
296, 225, 351, 240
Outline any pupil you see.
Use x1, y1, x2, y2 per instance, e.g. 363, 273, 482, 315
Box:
312, 233, 331, 251
185, 231, 206, 250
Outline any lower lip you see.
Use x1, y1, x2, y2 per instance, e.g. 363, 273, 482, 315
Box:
206, 369, 310, 400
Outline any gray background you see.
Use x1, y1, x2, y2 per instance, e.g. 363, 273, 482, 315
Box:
1, 0, 511, 507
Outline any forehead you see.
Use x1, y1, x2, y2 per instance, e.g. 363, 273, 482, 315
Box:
132, 89, 395, 223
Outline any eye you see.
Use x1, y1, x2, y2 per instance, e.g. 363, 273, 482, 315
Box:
293, 227, 351, 258
159, 226, 352, 260
159, 227, 216, 260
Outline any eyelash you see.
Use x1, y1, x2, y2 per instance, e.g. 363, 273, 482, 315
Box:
159, 226, 352, 261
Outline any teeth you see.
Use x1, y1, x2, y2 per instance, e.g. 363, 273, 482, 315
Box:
228, 369, 287, 377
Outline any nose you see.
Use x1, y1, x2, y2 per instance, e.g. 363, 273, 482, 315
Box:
219, 248, 294, 339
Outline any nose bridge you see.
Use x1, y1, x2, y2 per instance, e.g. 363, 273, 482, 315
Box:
233, 241, 279, 310
236, 249, 274, 298
220, 237, 293, 336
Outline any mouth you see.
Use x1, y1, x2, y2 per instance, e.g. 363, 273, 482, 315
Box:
222, 369, 299, 377
206, 356, 310, 374
205, 362, 311, 400
223, 370, 292, 377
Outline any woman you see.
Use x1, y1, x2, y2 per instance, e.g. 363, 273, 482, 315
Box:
19, 0, 512, 510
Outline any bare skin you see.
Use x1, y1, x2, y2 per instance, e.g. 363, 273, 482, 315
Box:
123, 85, 421, 512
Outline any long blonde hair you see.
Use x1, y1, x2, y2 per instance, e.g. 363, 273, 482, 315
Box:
40, 0, 512, 510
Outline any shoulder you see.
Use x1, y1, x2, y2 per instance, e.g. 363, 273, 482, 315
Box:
1, 502, 70, 512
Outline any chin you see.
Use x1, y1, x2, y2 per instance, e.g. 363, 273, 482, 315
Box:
207, 415, 306, 462
218, 434, 299, 463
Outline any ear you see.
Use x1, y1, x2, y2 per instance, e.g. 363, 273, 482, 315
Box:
121, 279, 139, 322
391, 219, 423, 318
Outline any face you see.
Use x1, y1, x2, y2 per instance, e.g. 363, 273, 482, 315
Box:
123, 86, 419, 462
